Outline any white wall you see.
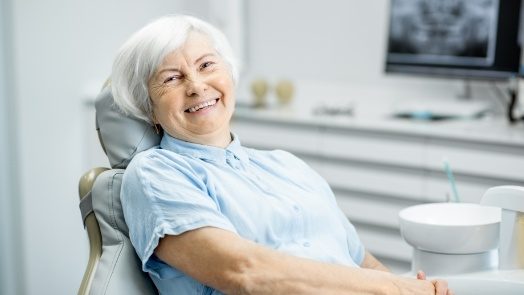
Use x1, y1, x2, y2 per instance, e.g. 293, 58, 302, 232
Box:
248, 0, 389, 84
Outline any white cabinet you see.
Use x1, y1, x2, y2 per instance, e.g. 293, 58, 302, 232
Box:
232, 108, 524, 273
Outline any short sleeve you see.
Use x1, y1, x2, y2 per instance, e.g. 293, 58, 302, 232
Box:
337, 208, 365, 266
121, 150, 237, 279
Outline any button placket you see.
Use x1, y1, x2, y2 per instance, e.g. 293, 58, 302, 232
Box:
290, 202, 304, 242
290, 201, 309, 247
225, 151, 240, 169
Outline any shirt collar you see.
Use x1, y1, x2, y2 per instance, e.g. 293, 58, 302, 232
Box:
160, 132, 249, 165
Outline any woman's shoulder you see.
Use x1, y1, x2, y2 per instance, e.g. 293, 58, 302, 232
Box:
126, 147, 197, 177
129, 146, 179, 164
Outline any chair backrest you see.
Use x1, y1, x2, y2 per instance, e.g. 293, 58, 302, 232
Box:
78, 85, 161, 295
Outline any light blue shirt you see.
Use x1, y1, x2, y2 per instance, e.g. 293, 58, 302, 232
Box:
121, 133, 365, 295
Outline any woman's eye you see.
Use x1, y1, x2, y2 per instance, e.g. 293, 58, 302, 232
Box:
163, 75, 181, 83
200, 61, 215, 70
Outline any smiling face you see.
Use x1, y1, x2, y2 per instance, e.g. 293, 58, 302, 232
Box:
148, 32, 235, 147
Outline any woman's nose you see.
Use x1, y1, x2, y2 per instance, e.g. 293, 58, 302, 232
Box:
185, 76, 209, 97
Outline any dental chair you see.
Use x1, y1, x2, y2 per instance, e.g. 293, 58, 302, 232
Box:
77, 85, 160, 294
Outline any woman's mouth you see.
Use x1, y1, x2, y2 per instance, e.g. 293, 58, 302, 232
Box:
185, 98, 219, 113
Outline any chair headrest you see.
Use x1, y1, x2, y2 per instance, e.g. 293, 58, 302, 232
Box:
95, 86, 161, 169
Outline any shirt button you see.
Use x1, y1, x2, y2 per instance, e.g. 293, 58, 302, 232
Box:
226, 158, 239, 169
293, 205, 300, 212
303, 241, 311, 247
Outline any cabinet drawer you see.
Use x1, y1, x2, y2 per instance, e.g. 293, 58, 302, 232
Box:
355, 225, 412, 262
321, 129, 425, 168
424, 174, 524, 204
425, 139, 524, 181
335, 190, 419, 229
232, 120, 320, 154
306, 157, 427, 201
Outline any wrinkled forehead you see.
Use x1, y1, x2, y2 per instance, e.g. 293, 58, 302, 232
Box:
150, 30, 217, 75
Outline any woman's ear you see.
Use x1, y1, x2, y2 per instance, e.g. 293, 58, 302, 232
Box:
150, 113, 161, 134
153, 123, 161, 135
150, 109, 159, 125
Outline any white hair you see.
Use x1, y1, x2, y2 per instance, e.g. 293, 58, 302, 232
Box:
111, 15, 239, 123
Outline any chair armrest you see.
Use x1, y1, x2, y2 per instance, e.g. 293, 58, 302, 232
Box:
78, 167, 109, 295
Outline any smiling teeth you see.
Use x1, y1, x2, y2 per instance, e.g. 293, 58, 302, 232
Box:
188, 99, 217, 113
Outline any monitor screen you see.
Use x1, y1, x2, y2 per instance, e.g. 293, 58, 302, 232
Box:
385, 0, 522, 80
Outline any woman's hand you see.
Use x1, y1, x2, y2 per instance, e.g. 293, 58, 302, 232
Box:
416, 270, 454, 295
392, 272, 452, 295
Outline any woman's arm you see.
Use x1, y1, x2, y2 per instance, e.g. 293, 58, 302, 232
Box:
361, 251, 390, 272
155, 227, 447, 295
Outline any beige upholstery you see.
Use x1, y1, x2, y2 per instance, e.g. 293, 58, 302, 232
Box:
78, 85, 160, 295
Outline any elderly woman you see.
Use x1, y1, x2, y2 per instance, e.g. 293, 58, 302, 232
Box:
111, 15, 451, 295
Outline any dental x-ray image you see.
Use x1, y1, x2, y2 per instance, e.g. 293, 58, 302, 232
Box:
387, 0, 499, 66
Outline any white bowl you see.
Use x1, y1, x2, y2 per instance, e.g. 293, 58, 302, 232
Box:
399, 203, 501, 254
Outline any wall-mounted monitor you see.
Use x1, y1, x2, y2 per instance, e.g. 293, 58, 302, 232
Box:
385, 0, 522, 80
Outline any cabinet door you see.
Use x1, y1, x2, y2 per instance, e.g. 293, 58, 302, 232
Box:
425, 138, 524, 182
307, 156, 427, 202
232, 120, 321, 154
320, 128, 426, 169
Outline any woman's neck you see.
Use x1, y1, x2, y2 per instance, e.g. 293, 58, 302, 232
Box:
166, 129, 233, 148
